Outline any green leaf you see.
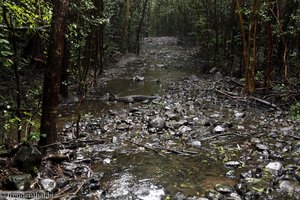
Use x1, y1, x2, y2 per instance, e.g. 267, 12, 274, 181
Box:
1, 50, 13, 57
0, 39, 10, 44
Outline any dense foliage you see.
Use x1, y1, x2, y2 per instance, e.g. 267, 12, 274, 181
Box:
0, 0, 299, 145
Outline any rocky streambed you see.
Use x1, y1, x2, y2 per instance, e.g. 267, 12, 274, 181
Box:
1, 37, 300, 199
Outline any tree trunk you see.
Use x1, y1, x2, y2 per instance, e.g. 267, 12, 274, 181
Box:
122, 0, 131, 52
39, 0, 69, 147
135, 0, 149, 55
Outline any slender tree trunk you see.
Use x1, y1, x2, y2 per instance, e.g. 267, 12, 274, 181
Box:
122, 0, 131, 52
135, 0, 149, 55
3, 5, 22, 142
39, 0, 69, 147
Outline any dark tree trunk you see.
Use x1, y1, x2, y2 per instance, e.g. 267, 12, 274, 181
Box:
60, 38, 70, 98
135, 0, 149, 55
39, 0, 69, 147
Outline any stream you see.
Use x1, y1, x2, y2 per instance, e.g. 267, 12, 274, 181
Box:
52, 37, 300, 199
20, 37, 300, 199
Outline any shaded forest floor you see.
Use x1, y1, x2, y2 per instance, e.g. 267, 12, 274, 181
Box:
1, 37, 300, 199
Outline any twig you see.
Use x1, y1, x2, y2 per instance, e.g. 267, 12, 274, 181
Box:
200, 133, 235, 141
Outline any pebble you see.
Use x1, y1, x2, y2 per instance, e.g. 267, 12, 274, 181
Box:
213, 125, 225, 133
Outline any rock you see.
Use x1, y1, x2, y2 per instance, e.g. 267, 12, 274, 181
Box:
116, 123, 130, 131
255, 144, 269, 151
292, 141, 300, 153
214, 184, 234, 194
250, 138, 261, 144
103, 158, 111, 165
133, 76, 145, 82
56, 177, 70, 188
213, 125, 225, 133
279, 180, 300, 193
234, 111, 245, 118
240, 171, 252, 179
88, 174, 103, 190
2, 174, 32, 190
178, 125, 192, 135
265, 161, 283, 172
148, 116, 165, 130
224, 161, 241, 168
41, 178, 57, 193
13, 146, 43, 173
225, 170, 236, 179
190, 141, 201, 148
204, 189, 224, 200
295, 169, 300, 182
228, 193, 242, 200
165, 111, 178, 120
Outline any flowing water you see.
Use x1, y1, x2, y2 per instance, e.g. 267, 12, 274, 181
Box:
56, 37, 300, 199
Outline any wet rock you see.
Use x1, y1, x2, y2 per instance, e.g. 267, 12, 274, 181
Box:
213, 125, 225, 133
148, 116, 165, 130
228, 193, 242, 200
174, 102, 184, 113
265, 161, 283, 174
214, 184, 234, 194
295, 169, 300, 182
255, 143, 269, 151
41, 178, 57, 193
165, 111, 178, 120
222, 121, 233, 128
103, 158, 111, 165
13, 146, 43, 173
190, 140, 202, 148
204, 121, 211, 127
240, 171, 252, 179
133, 76, 145, 82
88, 175, 102, 190
244, 191, 260, 200
234, 111, 245, 118
279, 180, 300, 193
56, 177, 70, 188
225, 170, 236, 179
250, 137, 261, 144
224, 161, 241, 168
2, 174, 32, 190
178, 125, 192, 135
292, 141, 300, 153
204, 189, 224, 200
116, 123, 130, 131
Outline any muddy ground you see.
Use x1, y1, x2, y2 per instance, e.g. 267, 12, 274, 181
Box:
1, 37, 300, 200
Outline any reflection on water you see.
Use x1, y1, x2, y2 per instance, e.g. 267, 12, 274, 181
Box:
94, 151, 236, 197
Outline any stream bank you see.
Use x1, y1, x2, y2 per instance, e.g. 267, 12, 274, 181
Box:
1, 37, 300, 199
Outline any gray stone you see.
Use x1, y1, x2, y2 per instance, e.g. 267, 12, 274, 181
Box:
214, 184, 234, 194
41, 178, 57, 193
2, 174, 32, 190
13, 146, 43, 173
178, 125, 192, 134
213, 125, 225, 133
255, 144, 269, 151
205, 189, 224, 200
190, 141, 202, 148
225, 170, 236, 179
279, 180, 300, 193
148, 116, 165, 130
234, 111, 245, 118
224, 161, 241, 168
265, 161, 283, 172
133, 76, 145, 82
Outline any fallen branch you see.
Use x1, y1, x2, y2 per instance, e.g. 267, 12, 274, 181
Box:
215, 89, 281, 111
200, 133, 236, 141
